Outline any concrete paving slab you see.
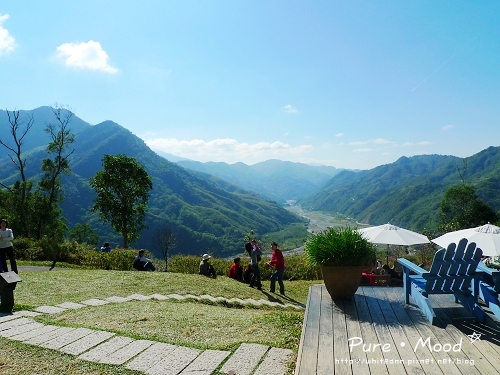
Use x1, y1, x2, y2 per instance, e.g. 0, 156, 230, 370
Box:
127, 293, 151, 301
105, 296, 133, 303
166, 293, 186, 300
0, 317, 34, 331
199, 294, 216, 302
24, 326, 75, 345
57, 302, 87, 309
34, 305, 67, 314
253, 347, 293, 375
227, 298, 245, 304
99, 339, 155, 365
39, 327, 94, 349
80, 298, 110, 306
60, 330, 116, 355
0, 313, 21, 322
10, 324, 59, 341
79, 336, 135, 362
13, 310, 42, 317
149, 294, 168, 300
125, 342, 177, 372
180, 349, 230, 375
0, 321, 44, 338
220, 343, 269, 375
145, 345, 201, 375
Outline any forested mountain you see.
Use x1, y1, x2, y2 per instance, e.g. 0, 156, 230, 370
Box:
175, 159, 342, 202
300, 148, 500, 231
0, 108, 304, 257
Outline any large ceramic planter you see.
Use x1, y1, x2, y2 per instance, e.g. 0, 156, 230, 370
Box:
321, 265, 364, 299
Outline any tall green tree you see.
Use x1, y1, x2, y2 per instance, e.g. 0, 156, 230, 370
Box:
68, 223, 100, 246
438, 184, 498, 232
89, 154, 153, 248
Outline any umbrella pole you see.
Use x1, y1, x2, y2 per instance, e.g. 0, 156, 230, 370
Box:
386, 244, 389, 265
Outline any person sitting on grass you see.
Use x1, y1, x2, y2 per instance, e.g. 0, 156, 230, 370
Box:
243, 263, 253, 284
199, 253, 217, 278
228, 257, 243, 281
133, 249, 156, 271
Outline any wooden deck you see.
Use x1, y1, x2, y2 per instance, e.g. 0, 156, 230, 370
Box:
295, 285, 500, 375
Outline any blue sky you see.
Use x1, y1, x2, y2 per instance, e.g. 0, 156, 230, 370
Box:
1, 1, 499, 170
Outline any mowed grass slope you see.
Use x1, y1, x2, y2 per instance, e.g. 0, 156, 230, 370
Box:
4, 268, 322, 374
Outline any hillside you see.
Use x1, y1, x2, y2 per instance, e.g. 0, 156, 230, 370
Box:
0, 108, 304, 257
300, 149, 500, 231
176, 159, 342, 202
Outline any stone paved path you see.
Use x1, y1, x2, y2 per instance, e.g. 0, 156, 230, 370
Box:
1, 293, 298, 374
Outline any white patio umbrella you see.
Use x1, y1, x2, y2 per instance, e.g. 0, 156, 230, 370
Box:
431, 223, 500, 256
358, 223, 430, 264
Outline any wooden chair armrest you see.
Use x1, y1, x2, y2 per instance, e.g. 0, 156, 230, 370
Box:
397, 258, 426, 276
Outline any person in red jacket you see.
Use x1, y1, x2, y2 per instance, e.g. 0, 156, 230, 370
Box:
228, 257, 243, 281
266, 242, 285, 295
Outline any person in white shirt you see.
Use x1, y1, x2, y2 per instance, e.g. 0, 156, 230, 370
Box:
0, 219, 17, 274
133, 249, 156, 271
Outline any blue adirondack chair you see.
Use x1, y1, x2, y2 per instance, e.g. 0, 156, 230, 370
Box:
397, 238, 486, 325
476, 261, 500, 320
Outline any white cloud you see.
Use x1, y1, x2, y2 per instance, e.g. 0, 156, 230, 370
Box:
402, 141, 431, 146
55, 40, 118, 73
145, 137, 312, 164
353, 148, 373, 153
335, 133, 344, 137
0, 14, 16, 56
348, 138, 392, 146
442, 124, 454, 130
283, 104, 298, 113
373, 138, 391, 144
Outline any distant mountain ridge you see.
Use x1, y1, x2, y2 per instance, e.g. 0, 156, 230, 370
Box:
175, 159, 343, 203
0, 107, 304, 257
299, 148, 500, 231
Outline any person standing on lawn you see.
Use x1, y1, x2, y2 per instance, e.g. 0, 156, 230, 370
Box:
0, 219, 17, 274
248, 239, 262, 290
266, 241, 285, 295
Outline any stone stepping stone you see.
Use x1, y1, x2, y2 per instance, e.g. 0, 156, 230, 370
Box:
125, 342, 177, 372
149, 294, 168, 300
253, 347, 293, 375
105, 296, 133, 303
0, 313, 21, 323
13, 310, 42, 317
10, 324, 59, 341
0, 317, 33, 331
25, 326, 75, 345
35, 305, 67, 314
0, 321, 44, 338
57, 302, 86, 309
221, 343, 269, 375
227, 298, 245, 304
81, 298, 109, 306
79, 336, 135, 362
179, 349, 230, 375
39, 327, 94, 349
60, 330, 116, 355
127, 293, 152, 301
184, 294, 201, 300
99, 339, 155, 365
166, 294, 186, 301
144, 346, 200, 375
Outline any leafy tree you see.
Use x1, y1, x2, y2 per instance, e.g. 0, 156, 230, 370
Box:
68, 223, 100, 246
438, 184, 498, 232
89, 154, 153, 248
151, 226, 176, 271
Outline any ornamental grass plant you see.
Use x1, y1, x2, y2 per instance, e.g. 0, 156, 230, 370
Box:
304, 226, 376, 267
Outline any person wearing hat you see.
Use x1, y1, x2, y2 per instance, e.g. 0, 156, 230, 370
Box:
265, 242, 285, 295
0, 219, 16, 274
133, 249, 156, 271
199, 253, 216, 278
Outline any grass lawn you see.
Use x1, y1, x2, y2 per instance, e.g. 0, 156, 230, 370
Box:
6, 268, 322, 375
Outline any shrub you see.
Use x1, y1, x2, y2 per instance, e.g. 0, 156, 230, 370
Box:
304, 226, 376, 267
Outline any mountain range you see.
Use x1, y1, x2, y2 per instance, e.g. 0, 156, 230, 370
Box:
2, 107, 500, 255
0, 107, 306, 257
